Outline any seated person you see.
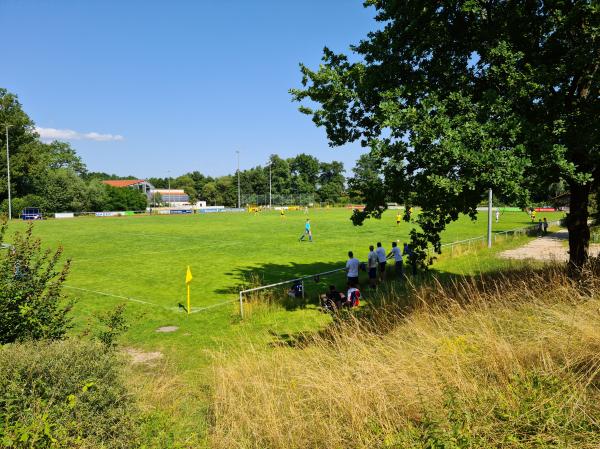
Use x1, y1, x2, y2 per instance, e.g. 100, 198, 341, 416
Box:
344, 286, 361, 308
288, 281, 303, 298
320, 285, 345, 312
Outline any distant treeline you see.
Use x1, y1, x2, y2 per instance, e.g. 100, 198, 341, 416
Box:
142, 154, 348, 206
0, 88, 372, 214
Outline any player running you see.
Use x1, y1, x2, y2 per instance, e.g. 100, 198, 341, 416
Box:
299, 219, 313, 242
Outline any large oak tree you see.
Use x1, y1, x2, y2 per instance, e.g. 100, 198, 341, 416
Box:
292, 0, 599, 271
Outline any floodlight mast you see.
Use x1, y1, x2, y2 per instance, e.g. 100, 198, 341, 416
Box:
167, 170, 171, 206
236, 150, 241, 209
268, 159, 272, 208
4, 124, 11, 220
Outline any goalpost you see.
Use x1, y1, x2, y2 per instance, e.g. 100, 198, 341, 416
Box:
240, 193, 315, 207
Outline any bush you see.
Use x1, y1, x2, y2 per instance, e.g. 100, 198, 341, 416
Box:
0, 195, 45, 219
0, 222, 72, 344
102, 185, 147, 211
94, 304, 129, 350
0, 339, 139, 448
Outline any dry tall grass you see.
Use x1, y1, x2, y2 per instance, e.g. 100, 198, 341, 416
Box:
209, 265, 600, 448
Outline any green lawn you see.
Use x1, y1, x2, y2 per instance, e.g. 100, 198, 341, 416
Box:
4, 208, 565, 445
5, 208, 563, 370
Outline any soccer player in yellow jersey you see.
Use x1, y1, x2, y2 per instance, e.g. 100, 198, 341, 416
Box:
396, 213, 401, 226
280, 209, 285, 218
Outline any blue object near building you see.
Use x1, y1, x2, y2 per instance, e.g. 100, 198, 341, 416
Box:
20, 207, 43, 220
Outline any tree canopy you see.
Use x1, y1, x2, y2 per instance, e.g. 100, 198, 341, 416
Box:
292, 0, 599, 270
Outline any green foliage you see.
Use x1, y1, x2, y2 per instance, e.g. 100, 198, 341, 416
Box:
0, 222, 72, 344
395, 372, 600, 448
0, 91, 88, 211
94, 304, 129, 350
0, 339, 139, 448
317, 161, 346, 203
38, 169, 89, 213
292, 1, 600, 268
0, 195, 44, 218
102, 185, 147, 211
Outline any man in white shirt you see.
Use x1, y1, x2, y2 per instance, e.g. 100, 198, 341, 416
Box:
387, 241, 403, 278
376, 242, 387, 281
345, 251, 360, 287
367, 245, 378, 288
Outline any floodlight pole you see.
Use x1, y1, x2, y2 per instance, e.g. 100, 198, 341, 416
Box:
5, 124, 11, 220
167, 170, 171, 207
268, 161, 272, 208
236, 150, 241, 209
487, 188, 493, 248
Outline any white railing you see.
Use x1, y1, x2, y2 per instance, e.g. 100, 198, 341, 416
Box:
238, 267, 346, 318
440, 220, 562, 254
238, 220, 565, 318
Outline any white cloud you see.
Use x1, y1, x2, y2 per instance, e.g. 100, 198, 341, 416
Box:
36, 127, 124, 142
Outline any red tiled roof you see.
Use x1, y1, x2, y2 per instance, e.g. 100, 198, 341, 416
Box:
102, 179, 146, 188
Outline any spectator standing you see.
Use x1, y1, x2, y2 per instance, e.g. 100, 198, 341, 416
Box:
376, 242, 387, 281
537, 219, 543, 237
367, 245, 378, 288
543, 217, 549, 235
387, 241, 403, 278
345, 251, 360, 287
403, 242, 417, 276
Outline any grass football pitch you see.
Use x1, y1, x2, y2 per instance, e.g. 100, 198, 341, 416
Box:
6, 208, 564, 369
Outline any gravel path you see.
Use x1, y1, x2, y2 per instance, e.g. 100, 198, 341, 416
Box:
499, 229, 600, 262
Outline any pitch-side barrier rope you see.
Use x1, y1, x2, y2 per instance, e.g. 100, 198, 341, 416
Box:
238, 219, 564, 319
238, 267, 347, 319
14, 220, 564, 317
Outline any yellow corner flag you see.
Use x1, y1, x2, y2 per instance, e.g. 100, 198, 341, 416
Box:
185, 266, 193, 314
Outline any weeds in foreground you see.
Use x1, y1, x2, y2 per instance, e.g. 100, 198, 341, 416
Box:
209, 264, 600, 448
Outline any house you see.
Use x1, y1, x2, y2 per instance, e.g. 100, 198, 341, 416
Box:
101, 179, 154, 197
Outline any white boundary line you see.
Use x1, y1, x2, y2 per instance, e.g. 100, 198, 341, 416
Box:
63, 285, 164, 307
64, 285, 236, 314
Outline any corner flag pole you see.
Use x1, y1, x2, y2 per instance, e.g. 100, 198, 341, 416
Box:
185, 266, 193, 314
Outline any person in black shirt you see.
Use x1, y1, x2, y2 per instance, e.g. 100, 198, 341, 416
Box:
320, 285, 345, 312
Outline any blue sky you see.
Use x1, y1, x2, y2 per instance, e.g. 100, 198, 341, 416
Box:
0, 0, 376, 178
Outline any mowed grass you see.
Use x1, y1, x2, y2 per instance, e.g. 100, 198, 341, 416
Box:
4, 208, 566, 446
5, 208, 563, 370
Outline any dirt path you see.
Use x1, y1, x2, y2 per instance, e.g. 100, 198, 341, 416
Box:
499, 229, 600, 262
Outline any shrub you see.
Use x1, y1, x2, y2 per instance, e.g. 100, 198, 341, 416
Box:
0, 222, 72, 344
0, 339, 139, 448
94, 304, 129, 350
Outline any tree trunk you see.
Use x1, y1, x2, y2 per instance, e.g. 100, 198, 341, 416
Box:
567, 183, 591, 273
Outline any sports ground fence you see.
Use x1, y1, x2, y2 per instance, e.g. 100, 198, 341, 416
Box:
240, 194, 315, 206
3, 214, 562, 317
236, 219, 564, 318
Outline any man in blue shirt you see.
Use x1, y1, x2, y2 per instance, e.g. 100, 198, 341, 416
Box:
299, 219, 313, 242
